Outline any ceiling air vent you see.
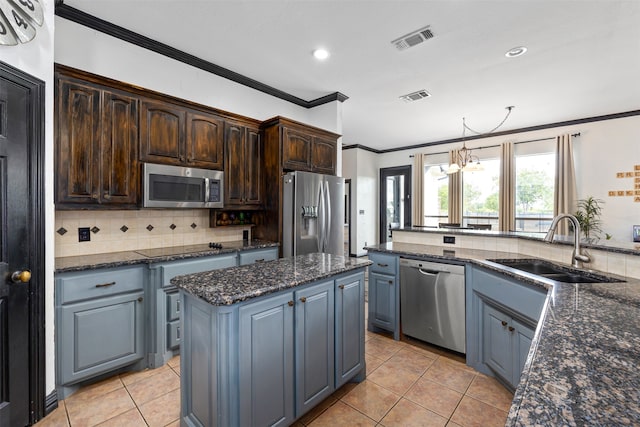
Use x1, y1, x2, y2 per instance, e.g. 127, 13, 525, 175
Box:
400, 90, 431, 102
391, 25, 434, 51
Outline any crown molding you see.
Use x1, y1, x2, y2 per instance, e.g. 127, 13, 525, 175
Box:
54, 2, 347, 109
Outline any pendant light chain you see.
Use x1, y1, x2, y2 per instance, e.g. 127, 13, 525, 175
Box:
463, 106, 515, 136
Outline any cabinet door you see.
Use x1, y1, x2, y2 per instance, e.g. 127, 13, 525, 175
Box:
58, 291, 144, 385
244, 125, 263, 205
369, 272, 396, 331
295, 281, 335, 416
140, 100, 186, 165
482, 303, 512, 383
335, 273, 365, 388
239, 293, 294, 427
512, 318, 535, 385
224, 121, 246, 205
101, 91, 139, 205
186, 111, 224, 169
56, 79, 101, 204
310, 136, 337, 175
282, 128, 311, 171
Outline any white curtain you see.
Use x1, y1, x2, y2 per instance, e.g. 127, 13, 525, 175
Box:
554, 134, 578, 235
412, 153, 425, 226
448, 149, 462, 224
499, 142, 515, 231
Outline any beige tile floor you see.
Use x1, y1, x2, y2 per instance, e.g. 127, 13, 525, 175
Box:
36, 329, 512, 427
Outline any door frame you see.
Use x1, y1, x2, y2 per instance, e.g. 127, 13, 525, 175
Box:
379, 165, 412, 244
0, 61, 46, 423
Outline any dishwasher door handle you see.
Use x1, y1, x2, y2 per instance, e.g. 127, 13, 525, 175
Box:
417, 268, 450, 276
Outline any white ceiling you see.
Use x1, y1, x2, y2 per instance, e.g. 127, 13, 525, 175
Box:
64, 0, 640, 151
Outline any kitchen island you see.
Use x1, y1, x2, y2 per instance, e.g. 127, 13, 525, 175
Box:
171, 252, 371, 427
366, 233, 640, 426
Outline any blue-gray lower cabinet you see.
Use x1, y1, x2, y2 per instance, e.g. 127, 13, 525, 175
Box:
238, 247, 279, 265
367, 252, 400, 340
147, 253, 238, 368
240, 292, 295, 427
466, 265, 546, 390
335, 273, 366, 388
180, 270, 366, 427
294, 281, 335, 416
55, 266, 146, 398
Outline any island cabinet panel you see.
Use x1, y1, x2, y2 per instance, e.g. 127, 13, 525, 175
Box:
367, 252, 400, 340
224, 121, 263, 208
466, 265, 546, 390
239, 292, 295, 427
335, 273, 365, 388
139, 99, 186, 165
56, 77, 139, 208
294, 281, 335, 416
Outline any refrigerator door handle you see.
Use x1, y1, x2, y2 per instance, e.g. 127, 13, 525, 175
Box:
324, 180, 331, 250
317, 180, 325, 252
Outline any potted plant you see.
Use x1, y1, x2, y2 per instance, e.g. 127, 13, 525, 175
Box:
574, 196, 604, 242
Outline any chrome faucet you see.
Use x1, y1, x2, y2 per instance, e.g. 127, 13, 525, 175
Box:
544, 214, 591, 268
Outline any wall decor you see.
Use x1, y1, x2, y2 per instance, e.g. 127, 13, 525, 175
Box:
609, 165, 640, 202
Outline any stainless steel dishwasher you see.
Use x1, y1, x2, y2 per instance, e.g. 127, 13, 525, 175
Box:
400, 258, 466, 353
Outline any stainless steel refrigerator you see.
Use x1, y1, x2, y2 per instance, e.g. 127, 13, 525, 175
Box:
283, 171, 345, 257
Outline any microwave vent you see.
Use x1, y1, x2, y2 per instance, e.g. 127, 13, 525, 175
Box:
392, 25, 434, 51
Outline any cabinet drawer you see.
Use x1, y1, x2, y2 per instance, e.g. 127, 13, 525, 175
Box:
159, 254, 237, 287
167, 320, 181, 350
56, 266, 145, 305
368, 253, 397, 275
167, 291, 180, 321
238, 248, 278, 266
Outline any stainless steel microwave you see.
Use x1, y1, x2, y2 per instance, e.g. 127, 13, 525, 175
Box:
143, 163, 224, 208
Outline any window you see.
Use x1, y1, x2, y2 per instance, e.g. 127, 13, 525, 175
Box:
422, 163, 449, 226
462, 158, 500, 229
514, 152, 555, 231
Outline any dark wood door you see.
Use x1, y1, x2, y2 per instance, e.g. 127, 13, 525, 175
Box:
56, 79, 101, 204
101, 91, 138, 205
282, 128, 311, 171
0, 64, 42, 426
139, 99, 185, 165
243, 126, 262, 206
310, 137, 336, 175
186, 111, 224, 170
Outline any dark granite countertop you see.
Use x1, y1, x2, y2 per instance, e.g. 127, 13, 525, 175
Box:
55, 240, 279, 273
366, 242, 640, 426
394, 226, 640, 256
171, 252, 372, 306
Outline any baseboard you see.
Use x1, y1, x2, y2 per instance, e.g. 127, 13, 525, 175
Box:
44, 389, 58, 416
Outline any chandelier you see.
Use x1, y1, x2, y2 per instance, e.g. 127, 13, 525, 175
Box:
446, 106, 514, 174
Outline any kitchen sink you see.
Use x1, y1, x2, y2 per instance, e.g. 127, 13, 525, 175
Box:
489, 258, 625, 283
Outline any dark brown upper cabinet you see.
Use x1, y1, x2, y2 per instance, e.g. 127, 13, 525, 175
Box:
266, 117, 339, 175
224, 120, 263, 209
186, 112, 224, 170
140, 99, 224, 170
56, 77, 139, 208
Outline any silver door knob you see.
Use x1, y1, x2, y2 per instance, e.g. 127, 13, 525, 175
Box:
11, 270, 31, 284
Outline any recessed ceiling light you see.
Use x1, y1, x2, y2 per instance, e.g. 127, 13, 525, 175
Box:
313, 48, 330, 60
505, 46, 527, 58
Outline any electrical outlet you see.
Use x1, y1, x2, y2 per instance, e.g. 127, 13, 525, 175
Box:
443, 235, 455, 244
364, 241, 368, 246
78, 227, 91, 242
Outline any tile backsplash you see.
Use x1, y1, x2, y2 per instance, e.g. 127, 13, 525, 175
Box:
55, 210, 252, 257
